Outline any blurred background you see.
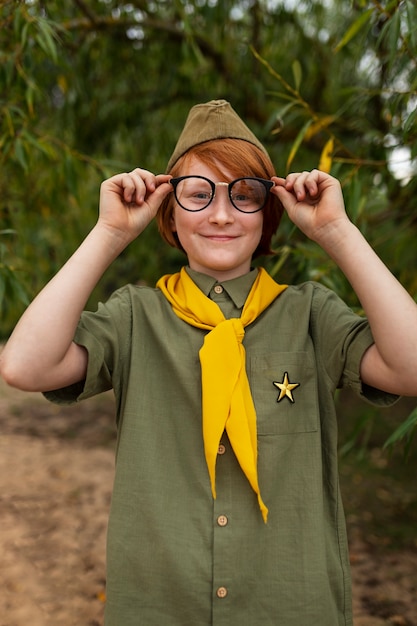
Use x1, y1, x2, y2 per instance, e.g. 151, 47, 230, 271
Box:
1, 0, 416, 548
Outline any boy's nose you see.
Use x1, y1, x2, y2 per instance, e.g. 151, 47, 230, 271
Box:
208, 183, 235, 222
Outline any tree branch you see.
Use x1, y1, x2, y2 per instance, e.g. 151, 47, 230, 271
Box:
60, 15, 232, 80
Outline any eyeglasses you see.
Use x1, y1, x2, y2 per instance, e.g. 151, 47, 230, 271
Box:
170, 176, 274, 213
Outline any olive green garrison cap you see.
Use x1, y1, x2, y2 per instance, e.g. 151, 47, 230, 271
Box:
166, 99, 268, 171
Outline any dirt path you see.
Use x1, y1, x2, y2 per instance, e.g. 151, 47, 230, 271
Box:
0, 377, 416, 626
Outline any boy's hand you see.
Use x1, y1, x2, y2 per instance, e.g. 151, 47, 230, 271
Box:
271, 170, 349, 246
98, 168, 172, 243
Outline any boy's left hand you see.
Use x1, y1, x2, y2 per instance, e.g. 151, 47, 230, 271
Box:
271, 170, 350, 245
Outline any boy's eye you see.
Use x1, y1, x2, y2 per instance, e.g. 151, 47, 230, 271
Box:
179, 180, 213, 205
233, 193, 250, 202
192, 190, 211, 200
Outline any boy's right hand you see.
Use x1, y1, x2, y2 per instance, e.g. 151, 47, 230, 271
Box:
98, 168, 173, 244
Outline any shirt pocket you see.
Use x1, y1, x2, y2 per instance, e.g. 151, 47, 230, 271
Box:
249, 351, 318, 435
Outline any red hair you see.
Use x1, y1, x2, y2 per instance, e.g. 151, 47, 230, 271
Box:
157, 138, 283, 258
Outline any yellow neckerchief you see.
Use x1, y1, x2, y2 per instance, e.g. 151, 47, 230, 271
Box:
157, 267, 287, 522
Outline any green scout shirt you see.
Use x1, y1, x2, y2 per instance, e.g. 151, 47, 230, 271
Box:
45, 268, 396, 626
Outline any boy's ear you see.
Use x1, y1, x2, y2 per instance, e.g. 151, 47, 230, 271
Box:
170, 213, 177, 232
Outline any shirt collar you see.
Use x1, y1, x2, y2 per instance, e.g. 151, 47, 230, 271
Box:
185, 266, 259, 309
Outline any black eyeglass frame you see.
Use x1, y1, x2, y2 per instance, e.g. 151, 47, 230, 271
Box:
170, 175, 274, 213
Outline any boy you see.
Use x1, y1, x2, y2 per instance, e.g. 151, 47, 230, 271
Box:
1, 100, 417, 625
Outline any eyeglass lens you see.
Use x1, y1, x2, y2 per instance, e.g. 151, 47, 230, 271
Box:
173, 177, 269, 213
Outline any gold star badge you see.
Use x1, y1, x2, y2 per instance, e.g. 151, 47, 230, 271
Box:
273, 372, 300, 403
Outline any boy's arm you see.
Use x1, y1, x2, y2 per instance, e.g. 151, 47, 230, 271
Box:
0, 169, 172, 392
272, 170, 417, 397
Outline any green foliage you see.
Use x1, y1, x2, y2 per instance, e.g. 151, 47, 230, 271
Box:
384, 406, 417, 456
0, 229, 29, 323
1, 0, 416, 445
252, 0, 417, 305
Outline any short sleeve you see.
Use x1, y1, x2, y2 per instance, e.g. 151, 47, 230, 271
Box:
43, 286, 133, 405
310, 284, 399, 407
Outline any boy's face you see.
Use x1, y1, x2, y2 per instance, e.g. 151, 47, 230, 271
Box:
170, 157, 264, 281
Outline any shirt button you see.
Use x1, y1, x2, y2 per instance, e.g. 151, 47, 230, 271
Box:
213, 285, 224, 294
216, 586, 228, 599
218, 444, 226, 455
217, 514, 228, 527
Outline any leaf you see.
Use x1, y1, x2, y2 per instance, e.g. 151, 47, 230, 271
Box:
13, 6, 24, 37
3, 106, 15, 137
25, 83, 37, 117
305, 115, 336, 141
286, 119, 312, 172
35, 18, 59, 63
21, 21, 30, 51
13, 138, 28, 171
270, 100, 298, 135
384, 406, 417, 449
375, 7, 401, 70
20, 129, 57, 159
405, 0, 417, 48
387, 9, 401, 68
318, 137, 334, 173
345, 175, 366, 225
292, 60, 302, 92
0, 264, 29, 314
403, 108, 417, 138
9, 273, 30, 307
57, 74, 68, 94
275, 100, 298, 119
334, 9, 373, 53
339, 411, 376, 459
0, 274, 6, 312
